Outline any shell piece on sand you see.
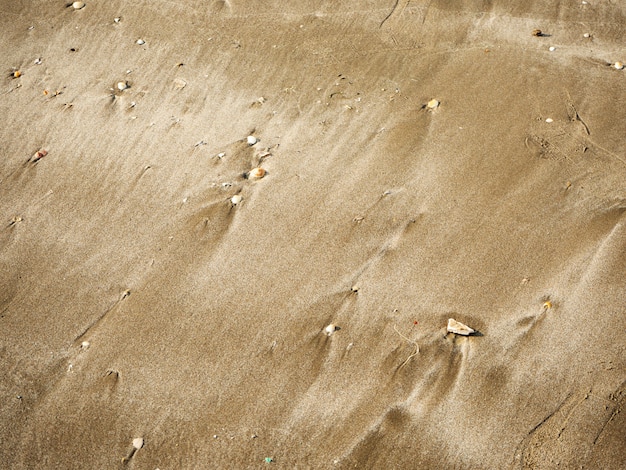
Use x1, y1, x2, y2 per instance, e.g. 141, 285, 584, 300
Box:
614, 61, 624, 70
231, 194, 243, 205
248, 167, 266, 179
427, 99, 440, 109
117, 81, 128, 91
136, 39, 145, 45
324, 324, 338, 336
81, 341, 90, 349
132, 437, 144, 450
72, 2, 85, 10
247, 135, 258, 146
447, 318, 475, 336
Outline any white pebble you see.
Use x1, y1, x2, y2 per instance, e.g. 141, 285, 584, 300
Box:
324, 324, 338, 336
231, 194, 243, 205
545, 118, 553, 123
72, 2, 86, 10
136, 39, 145, 45
549, 46, 556, 52
132, 438, 144, 449
114, 17, 121, 23
246, 135, 258, 146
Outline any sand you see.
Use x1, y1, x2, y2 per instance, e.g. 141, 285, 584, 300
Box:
1, 1, 625, 468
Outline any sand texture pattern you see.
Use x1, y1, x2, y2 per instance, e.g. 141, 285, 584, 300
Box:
1, 0, 625, 468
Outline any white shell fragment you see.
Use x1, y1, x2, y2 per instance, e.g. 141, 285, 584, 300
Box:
173, 78, 187, 89
231, 194, 243, 205
545, 118, 553, 123
81, 341, 90, 349
72, 2, 86, 10
136, 39, 145, 45
324, 324, 338, 336
132, 438, 144, 450
246, 135, 258, 146
247, 167, 266, 179
549, 46, 556, 52
117, 81, 128, 91
447, 318, 475, 336
614, 62, 624, 70
426, 99, 440, 109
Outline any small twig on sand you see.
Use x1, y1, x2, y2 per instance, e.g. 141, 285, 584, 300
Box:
394, 325, 419, 368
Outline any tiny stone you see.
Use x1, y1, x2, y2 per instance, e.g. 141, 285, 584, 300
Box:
81, 341, 90, 349
136, 39, 145, 45
583, 33, 590, 38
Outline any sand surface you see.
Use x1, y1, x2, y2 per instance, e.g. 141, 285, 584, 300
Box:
1, 1, 625, 468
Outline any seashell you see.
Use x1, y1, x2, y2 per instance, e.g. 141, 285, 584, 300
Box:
614, 62, 624, 70
447, 318, 475, 336
231, 194, 243, 205
583, 33, 590, 38
81, 341, 90, 349
324, 324, 338, 336
173, 78, 187, 89
136, 39, 145, 45
117, 81, 128, 91
132, 438, 144, 450
72, 2, 85, 9
426, 99, 440, 109
247, 167, 266, 179
31, 149, 48, 162
545, 118, 553, 123
246, 135, 258, 146
549, 46, 556, 52
13, 70, 22, 78
531, 29, 543, 37
542, 300, 552, 310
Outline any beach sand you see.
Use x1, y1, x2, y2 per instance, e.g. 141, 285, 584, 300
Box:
1, 1, 625, 468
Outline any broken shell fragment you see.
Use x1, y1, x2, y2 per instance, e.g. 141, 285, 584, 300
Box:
614, 61, 624, 70
81, 341, 90, 349
136, 39, 145, 45
117, 81, 129, 91
247, 135, 258, 146
72, 2, 86, 10
132, 438, 144, 450
231, 194, 243, 205
247, 167, 266, 179
324, 324, 338, 336
31, 149, 48, 162
426, 99, 440, 109
447, 318, 475, 336
531, 29, 543, 37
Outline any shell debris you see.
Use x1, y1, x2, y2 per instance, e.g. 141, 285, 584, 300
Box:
426, 99, 440, 109
247, 135, 258, 146
447, 318, 475, 336
231, 194, 243, 205
136, 39, 145, 45
613, 62, 624, 70
324, 324, 338, 336
247, 167, 266, 179
72, 2, 86, 10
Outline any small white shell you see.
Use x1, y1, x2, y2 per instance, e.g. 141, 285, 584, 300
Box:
173, 78, 187, 89
132, 438, 144, 450
248, 167, 266, 179
117, 81, 128, 91
136, 39, 145, 45
324, 324, 338, 336
81, 341, 90, 349
549, 46, 556, 52
247, 135, 258, 146
583, 33, 590, 38
231, 194, 243, 205
447, 318, 475, 336
426, 99, 440, 109
545, 118, 553, 123
72, 2, 85, 10
614, 61, 624, 70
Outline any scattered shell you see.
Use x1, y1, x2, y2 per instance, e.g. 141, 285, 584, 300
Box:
114, 17, 121, 23
231, 194, 243, 205
12, 70, 22, 78
81, 341, 90, 349
72, 2, 86, 10
247, 135, 258, 146
614, 61, 624, 70
217, 152, 225, 159
132, 438, 144, 450
447, 318, 475, 336
426, 99, 440, 109
34, 58, 42, 65
545, 118, 553, 123
117, 81, 128, 91
324, 324, 338, 336
583, 33, 590, 38
531, 29, 543, 37
173, 78, 187, 89
136, 39, 145, 45
543, 300, 552, 310
549, 46, 556, 52
248, 167, 266, 179
31, 149, 48, 162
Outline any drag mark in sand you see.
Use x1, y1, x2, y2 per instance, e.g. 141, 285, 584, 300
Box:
73, 289, 131, 344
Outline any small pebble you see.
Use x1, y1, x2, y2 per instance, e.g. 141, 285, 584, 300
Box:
549, 46, 556, 52
247, 167, 266, 179
614, 61, 624, 70
324, 324, 338, 336
426, 99, 440, 109
247, 135, 258, 146
136, 39, 145, 45
583, 33, 590, 38
231, 194, 243, 205
72, 2, 85, 10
